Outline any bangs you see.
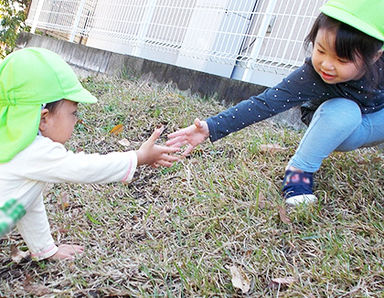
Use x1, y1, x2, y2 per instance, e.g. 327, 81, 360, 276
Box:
334, 23, 382, 63
334, 24, 361, 62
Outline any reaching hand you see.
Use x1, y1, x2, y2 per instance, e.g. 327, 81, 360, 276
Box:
137, 126, 180, 167
166, 118, 209, 156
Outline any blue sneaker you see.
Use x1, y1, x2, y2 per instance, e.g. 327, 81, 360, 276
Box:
282, 170, 317, 206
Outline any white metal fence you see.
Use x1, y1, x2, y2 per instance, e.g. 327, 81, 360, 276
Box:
26, 0, 326, 86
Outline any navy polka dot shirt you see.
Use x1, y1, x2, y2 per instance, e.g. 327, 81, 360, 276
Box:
206, 56, 384, 142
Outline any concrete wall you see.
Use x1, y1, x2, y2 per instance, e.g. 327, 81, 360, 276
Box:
16, 32, 305, 129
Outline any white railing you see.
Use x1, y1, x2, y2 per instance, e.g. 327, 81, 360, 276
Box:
26, 0, 326, 86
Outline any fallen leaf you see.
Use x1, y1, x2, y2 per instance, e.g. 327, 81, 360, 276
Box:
229, 265, 251, 294
356, 158, 368, 165
57, 192, 70, 210
110, 124, 124, 135
58, 227, 69, 234
259, 144, 287, 153
257, 192, 266, 209
77, 119, 92, 130
24, 278, 52, 296
245, 250, 253, 257
271, 277, 297, 285
278, 206, 291, 224
118, 138, 131, 147
11, 245, 30, 264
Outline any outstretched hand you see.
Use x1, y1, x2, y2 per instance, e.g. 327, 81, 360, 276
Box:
166, 118, 209, 156
137, 126, 180, 167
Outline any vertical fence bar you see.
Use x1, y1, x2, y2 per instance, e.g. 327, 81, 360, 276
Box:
241, 0, 278, 82
69, 0, 87, 42
31, 0, 45, 33
132, 0, 157, 56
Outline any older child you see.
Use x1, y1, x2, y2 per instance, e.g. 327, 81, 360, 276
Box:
167, 0, 384, 206
0, 47, 180, 260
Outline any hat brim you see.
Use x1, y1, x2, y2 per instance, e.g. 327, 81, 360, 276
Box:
64, 85, 98, 104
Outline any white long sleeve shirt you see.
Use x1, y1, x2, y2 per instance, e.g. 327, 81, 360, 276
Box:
0, 136, 137, 260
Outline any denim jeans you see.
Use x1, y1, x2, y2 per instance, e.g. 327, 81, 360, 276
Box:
289, 98, 384, 172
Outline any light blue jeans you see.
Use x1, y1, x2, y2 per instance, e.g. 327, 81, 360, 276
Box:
289, 98, 384, 172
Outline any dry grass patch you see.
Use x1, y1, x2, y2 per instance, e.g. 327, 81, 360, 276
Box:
1, 76, 383, 296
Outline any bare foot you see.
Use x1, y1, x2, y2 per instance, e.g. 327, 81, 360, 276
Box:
48, 244, 84, 261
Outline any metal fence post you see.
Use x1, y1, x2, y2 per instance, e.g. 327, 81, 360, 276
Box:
31, 0, 45, 33
132, 0, 158, 57
69, 0, 87, 43
241, 0, 278, 82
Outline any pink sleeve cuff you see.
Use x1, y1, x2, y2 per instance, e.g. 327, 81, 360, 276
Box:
121, 152, 137, 182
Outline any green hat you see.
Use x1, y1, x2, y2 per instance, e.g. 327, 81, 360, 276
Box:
0, 47, 97, 163
320, 0, 384, 43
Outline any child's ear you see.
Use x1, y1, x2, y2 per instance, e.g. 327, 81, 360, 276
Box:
39, 108, 50, 132
373, 50, 383, 63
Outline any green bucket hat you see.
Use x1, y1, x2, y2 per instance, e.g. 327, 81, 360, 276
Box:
0, 47, 97, 163
320, 0, 384, 43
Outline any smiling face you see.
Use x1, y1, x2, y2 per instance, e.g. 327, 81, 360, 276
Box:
39, 99, 79, 144
311, 28, 365, 84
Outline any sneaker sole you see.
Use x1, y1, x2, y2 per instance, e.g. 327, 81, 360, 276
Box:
286, 194, 317, 206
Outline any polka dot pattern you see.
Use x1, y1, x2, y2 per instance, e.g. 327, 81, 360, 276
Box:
206, 57, 384, 142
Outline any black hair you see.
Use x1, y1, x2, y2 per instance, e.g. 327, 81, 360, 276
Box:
305, 13, 383, 86
44, 99, 64, 114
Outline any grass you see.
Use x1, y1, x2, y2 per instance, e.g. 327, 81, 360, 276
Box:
1, 76, 383, 297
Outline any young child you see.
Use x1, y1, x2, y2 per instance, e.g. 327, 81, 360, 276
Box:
167, 0, 384, 206
0, 47, 180, 260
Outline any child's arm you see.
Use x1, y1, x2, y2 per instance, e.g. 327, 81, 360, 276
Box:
136, 126, 180, 167
13, 126, 180, 185
167, 59, 329, 156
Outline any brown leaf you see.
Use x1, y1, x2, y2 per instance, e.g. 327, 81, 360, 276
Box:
259, 144, 287, 153
229, 265, 251, 293
58, 227, 69, 234
356, 158, 369, 165
24, 283, 52, 296
11, 245, 30, 264
77, 119, 92, 130
257, 192, 266, 209
57, 192, 70, 210
118, 138, 131, 147
271, 277, 297, 285
245, 250, 253, 257
278, 206, 291, 224
109, 124, 124, 135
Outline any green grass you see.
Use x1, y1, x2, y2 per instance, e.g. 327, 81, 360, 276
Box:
1, 76, 383, 296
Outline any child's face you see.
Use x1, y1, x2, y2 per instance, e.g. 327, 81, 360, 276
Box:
312, 28, 365, 84
39, 100, 78, 144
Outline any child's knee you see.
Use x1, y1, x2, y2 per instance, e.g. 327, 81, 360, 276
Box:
317, 98, 362, 128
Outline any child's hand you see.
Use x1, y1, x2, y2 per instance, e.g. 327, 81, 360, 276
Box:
166, 118, 209, 156
137, 126, 180, 167
48, 244, 84, 261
